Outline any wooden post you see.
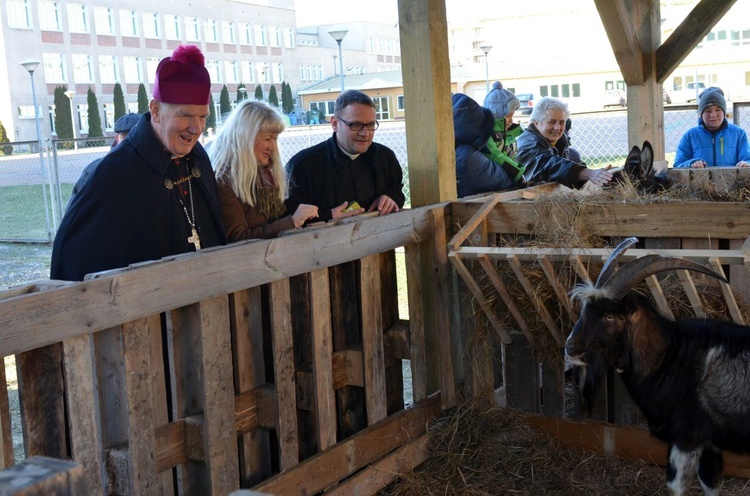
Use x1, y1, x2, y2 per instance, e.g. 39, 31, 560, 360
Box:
0, 456, 86, 495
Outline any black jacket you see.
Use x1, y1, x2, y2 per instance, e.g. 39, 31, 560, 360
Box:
285, 134, 405, 222
516, 123, 585, 188
51, 112, 227, 281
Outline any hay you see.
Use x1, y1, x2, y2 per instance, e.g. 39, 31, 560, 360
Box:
380, 405, 750, 496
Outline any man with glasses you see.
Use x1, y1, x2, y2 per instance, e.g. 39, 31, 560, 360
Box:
286, 90, 405, 223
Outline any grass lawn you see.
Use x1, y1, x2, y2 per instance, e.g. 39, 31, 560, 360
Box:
0, 183, 73, 242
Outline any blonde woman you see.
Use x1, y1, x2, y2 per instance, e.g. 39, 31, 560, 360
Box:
210, 100, 318, 240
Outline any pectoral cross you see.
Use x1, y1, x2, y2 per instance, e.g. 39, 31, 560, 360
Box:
188, 228, 201, 251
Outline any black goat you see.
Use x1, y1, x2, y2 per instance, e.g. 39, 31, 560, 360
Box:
611, 141, 674, 193
565, 237, 750, 496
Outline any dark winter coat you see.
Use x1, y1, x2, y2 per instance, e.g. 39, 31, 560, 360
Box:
51, 112, 227, 281
516, 123, 586, 188
285, 134, 405, 222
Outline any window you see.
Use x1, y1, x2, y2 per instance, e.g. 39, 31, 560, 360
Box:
99, 55, 117, 84
17, 105, 41, 119
146, 57, 159, 83
283, 28, 294, 48
271, 62, 282, 84
164, 14, 180, 40
7, 0, 32, 29
222, 21, 235, 44
224, 61, 239, 83
204, 19, 218, 43
185, 17, 200, 42
373, 96, 390, 120
72, 54, 93, 83
572, 83, 581, 97
562, 84, 570, 98
76, 104, 88, 133
539, 85, 548, 97
67, 4, 88, 33
254, 25, 266, 46
206, 60, 220, 83
257, 64, 269, 83
43, 52, 66, 82
119, 9, 138, 37
123, 56, 142, 83
397, 95, 405, 111
239, 23, 252, 45
241, 61, 254, 83
103, 103, 114, 130
269, 26, 280, 47
310, 101, 335, 115
94, 7, 114, 35
38, 1, 61, 31
143, 12, 159, 38
550, 85, 559, 97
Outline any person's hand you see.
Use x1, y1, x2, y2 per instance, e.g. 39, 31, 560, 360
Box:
691, 160, 707, 168
737, 161, 750, 168
579, 165, 614, 187
368, 195, 400, 216
331, 201, 364, 220
291, 204, 319, 227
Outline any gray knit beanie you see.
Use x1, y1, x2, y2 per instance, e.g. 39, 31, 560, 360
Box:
698, 86, 726, 114
483, 81, 520, 120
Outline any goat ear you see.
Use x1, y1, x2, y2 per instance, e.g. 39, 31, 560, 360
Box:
624, 145, 642, 180
640, 141, 654, 178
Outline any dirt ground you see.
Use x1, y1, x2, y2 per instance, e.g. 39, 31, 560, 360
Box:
0, 242, 52, 290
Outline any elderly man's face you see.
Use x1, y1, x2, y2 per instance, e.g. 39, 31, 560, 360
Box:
150, 101, 208, 158
534, 108, 567, 144
332, 103, 377, 156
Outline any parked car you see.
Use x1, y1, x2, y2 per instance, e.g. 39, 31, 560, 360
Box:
516, 92, 536, 115
672, 82, 706, 103
603, 90, 626, 108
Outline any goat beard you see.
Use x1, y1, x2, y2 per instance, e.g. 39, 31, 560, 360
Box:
573, 354, 609, 415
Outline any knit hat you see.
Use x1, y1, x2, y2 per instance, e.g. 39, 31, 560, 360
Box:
153, 45, 211, 105
114, 113, 141, 134
698, 86, 726, 114
483, 81, 521, 120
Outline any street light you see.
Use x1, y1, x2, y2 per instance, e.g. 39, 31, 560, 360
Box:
328, 29, 348, 93
64, 90, 77, 150
238, 87, 247, 102
21, 59, 53, 241
479, 45, 492, 94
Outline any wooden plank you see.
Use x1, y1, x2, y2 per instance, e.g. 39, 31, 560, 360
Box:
331, 350, 364, 389
0, 364, 13, 468
477, 255, 532, 343
569, 255, 593, 284
269, 280, 299, 470
253, 393, 443, 495
506, 255, 564, 347
230, 286, 271, 485
729, 238, 750, 304
540, 360, 565, 417
504, 332, 538, 413
310, 269, 337, 450
431, 208, 456, 409
397, 0, 455, 206
449, 193, 500, 250
449, 254, 511, 344
360, 255, 388, 425
527, 414, 750, 479
405, 243, 427, 403
1, 206, 436, 357
452, 246, 746, 263
676, 270, 707, 318
322, 434, 430, 496
645, 275, 675, 320
0, 456, 87, 495
593, 0, 644, 85
709, 258, 744, 325
450, 201, 750, 241
62, 332, 103, 494
16, 344, 67, 459
121, 317, 163, 495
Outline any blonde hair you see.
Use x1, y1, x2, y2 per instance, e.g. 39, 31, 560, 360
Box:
209, 100, 286, 207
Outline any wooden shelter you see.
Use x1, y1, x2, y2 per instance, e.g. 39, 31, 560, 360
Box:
1, 1, 748, 494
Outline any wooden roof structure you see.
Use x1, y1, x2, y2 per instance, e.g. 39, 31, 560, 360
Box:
397, 0, 739, 207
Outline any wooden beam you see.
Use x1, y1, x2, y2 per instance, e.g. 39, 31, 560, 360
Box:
656, 0, 739, 83
593, 0, 646, 84
398, 0, 456, 205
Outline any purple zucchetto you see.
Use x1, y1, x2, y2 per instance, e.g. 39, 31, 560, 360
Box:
153, 45, 211, 105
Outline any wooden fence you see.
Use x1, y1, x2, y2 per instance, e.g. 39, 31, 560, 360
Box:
3, 169, 750, 493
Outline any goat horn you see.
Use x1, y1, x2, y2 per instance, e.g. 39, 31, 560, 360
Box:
595, 237, 639, 288
603, 254, 729, 300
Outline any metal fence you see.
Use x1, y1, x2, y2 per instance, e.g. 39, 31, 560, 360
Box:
2, 103, 748, 243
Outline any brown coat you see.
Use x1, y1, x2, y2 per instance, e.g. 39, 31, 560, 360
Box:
217, 181, 295, 241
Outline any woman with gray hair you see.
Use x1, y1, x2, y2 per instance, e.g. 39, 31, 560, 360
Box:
516, 96, 614, 187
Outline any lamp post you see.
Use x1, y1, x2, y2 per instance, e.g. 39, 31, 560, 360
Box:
479, 44, 492, 95
328, 29, 348, 93
21, 59, 53, 241
238, 87, 247, 102
64, 90, 77, 150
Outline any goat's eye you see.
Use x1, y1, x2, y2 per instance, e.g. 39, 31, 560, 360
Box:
605, 315, 615, 322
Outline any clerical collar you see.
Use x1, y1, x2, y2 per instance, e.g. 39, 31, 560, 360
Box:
337, 142, 360, 161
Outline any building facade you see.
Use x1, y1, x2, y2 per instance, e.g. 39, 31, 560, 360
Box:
0, 0, 400, 141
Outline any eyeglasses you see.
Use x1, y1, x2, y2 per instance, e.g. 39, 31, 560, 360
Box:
336, 116, 379, 132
